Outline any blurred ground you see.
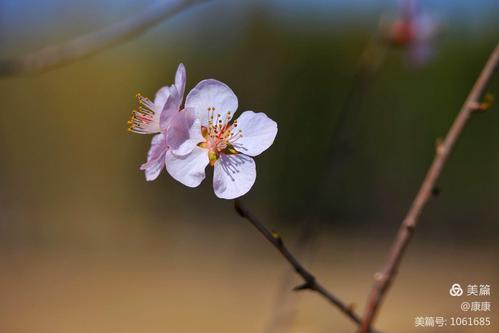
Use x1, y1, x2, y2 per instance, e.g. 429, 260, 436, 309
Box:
0, 220, 497, 333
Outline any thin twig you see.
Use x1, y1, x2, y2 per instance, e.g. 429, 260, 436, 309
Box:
359, 43, 499, 333
234, 199, 380, 333
0, 0, 210, 76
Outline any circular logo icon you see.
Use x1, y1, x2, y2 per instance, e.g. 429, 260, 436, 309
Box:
449, 283, 463, 297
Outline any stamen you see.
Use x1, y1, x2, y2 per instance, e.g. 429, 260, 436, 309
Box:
127, 92, 160, 134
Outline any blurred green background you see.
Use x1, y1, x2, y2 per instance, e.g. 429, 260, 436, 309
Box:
0, 1, 498, 332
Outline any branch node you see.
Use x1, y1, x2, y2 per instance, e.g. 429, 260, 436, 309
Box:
468, 101, 481, 110
470, 93, 494, 112
405, 223, 415, 232
271, 230, 283, 245
435, 138, 445, 155
373, 272, 384, 281
293, 281, 314, 291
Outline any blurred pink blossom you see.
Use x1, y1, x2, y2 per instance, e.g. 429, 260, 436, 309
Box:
382, 0, 441, 67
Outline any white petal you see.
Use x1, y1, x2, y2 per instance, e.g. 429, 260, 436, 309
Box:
175, 63, 186, 102
185, 79, 238, 127
213, 154, 256, 199
165, 146, 209, 188
165, 108, 204, 156
232, 111, 278, 156
140, 134, 168, 181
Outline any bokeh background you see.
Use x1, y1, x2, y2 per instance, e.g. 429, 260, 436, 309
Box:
0, 0, 498, 332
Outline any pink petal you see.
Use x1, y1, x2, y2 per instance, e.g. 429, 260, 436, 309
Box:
154, 86, 172, 111
175, 63, 186, 102
158, 63, 188, 130
159, 86, 181, 130
140, 134, 168, 181
166, 108, 204, 156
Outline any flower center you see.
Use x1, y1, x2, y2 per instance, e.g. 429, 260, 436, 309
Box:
127, 93, 160, 134
199, 107, 243, 165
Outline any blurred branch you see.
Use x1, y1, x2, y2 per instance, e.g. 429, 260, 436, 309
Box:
234, 199, 380, 333
359, 43, 499, 333
323, 36, 386, 176
261, 35, 386, 333
0, 0, 210, 76
262, 226, 317, 333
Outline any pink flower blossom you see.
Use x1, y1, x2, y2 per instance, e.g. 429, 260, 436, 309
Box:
382, 0, 440, 67
165, 80, 277, 199
128, 63, 186, 181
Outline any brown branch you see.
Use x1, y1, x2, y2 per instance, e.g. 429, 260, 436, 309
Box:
359, 43, 499, 333
0, 0, 210, 76
234, 199, 380, 333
